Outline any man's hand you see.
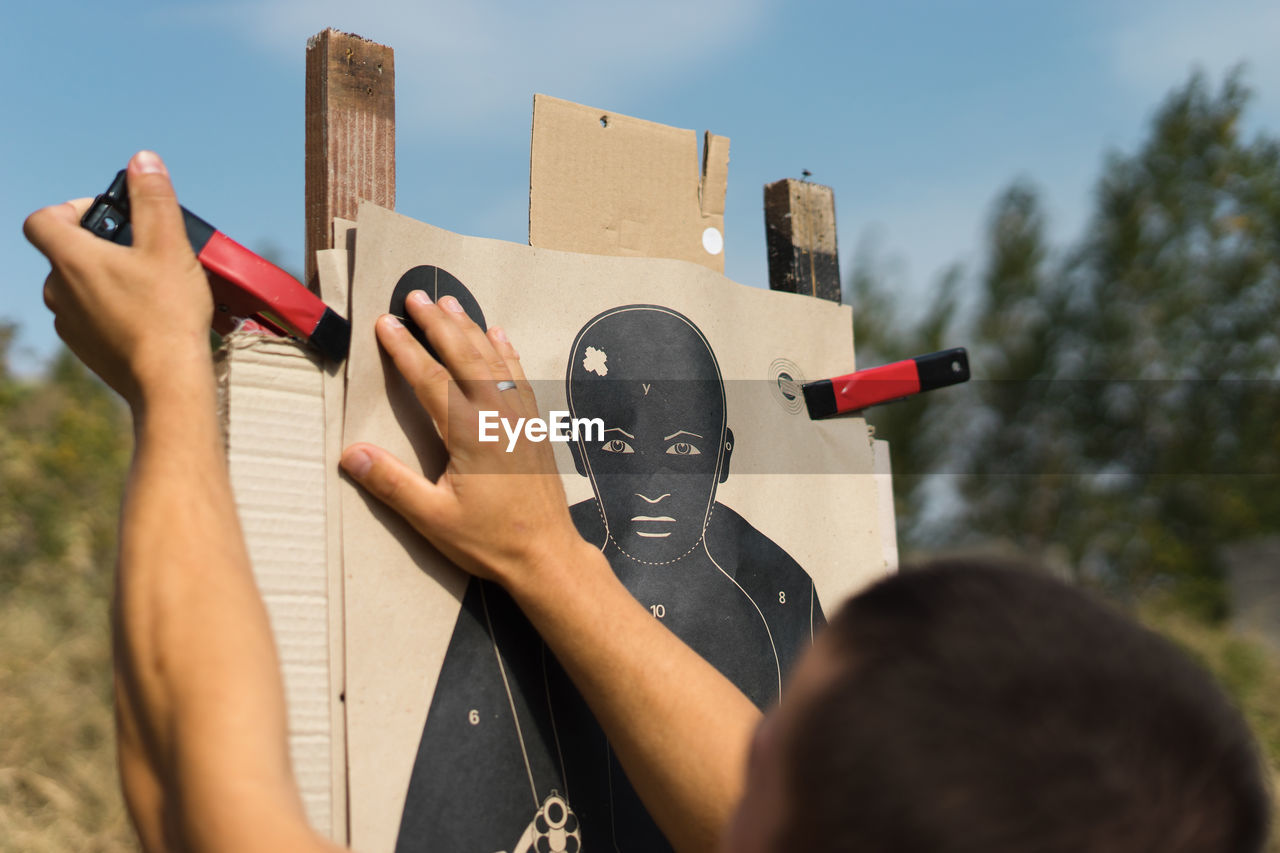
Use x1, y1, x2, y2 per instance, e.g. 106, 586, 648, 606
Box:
23, 150, 212, 407
340, 292, 589, 592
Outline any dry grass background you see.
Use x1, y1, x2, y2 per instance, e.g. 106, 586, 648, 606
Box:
2, 344, 1276, 850
0, 579, 133, 851
1140, 603, 1280, 851
1, 343, 135, 851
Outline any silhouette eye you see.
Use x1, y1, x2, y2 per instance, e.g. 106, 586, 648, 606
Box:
666, 441, 701, 456
602, 439, 634, 454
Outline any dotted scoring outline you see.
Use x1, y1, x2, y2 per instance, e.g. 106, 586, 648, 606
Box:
596, 501, 716, 567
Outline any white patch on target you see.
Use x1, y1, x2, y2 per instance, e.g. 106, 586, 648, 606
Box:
583, 346, 608, 376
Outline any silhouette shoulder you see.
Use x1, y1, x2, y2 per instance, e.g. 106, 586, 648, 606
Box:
705, 503, 806, 584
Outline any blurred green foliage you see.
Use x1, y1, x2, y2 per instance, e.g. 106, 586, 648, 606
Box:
857, 70, 1280, 842
0, 326, 130, 599
0, 323, 135, 851
861, 70, 1280, 621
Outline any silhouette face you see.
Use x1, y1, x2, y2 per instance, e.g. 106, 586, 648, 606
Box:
567, 307, 730, 563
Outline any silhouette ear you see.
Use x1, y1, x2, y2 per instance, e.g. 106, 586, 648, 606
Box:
719, 427, 734, 484
570, 438, 588, 478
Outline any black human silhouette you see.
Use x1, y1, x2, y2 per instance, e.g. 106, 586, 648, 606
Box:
396, 302, 823, 853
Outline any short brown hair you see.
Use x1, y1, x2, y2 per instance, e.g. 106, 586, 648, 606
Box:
782, 560, 1271, 852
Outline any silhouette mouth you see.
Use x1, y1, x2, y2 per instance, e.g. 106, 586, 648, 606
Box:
631, 515, 676, 538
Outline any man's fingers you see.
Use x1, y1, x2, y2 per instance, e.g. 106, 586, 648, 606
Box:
405, 292, 494, 391
457, 319, 522, 416
489, 327, 539, 416
126, 151, 189, 254
23, 198, 101, 262
376, 314, 454, 426
340, 443, 454, 534
65, 197, 93, 219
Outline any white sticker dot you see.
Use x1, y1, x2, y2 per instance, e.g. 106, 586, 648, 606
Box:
702, 227, 724, 255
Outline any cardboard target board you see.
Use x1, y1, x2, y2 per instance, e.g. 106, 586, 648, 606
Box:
335, 204, 893, 852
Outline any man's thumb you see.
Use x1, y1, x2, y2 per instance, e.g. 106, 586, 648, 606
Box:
341, 444, 444, 531
126, 151, 187, 253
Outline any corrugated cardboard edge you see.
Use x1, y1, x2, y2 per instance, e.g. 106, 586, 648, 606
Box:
214, 333, 335, 837
529, 94, 729, 271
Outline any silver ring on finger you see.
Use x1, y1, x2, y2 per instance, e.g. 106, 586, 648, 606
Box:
496, 379, 518, 393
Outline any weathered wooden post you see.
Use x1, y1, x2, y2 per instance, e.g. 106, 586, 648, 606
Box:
304, 30, 396, 290
301, 29, 397, 843
764, 178, 841, 304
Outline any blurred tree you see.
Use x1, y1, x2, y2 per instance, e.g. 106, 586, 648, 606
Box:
0, 323, 130, 601
848, 243, 963, 550
957, 70, 1280, 619
954, 181, 1092, 575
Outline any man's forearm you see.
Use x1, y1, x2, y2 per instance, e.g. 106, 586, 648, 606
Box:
113, 359, 324, 852
23, 154, 335, 852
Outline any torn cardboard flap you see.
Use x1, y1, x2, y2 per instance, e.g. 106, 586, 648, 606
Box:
530, 94, 730, 271
700, 131, 729, 218
333, 217, 357, 252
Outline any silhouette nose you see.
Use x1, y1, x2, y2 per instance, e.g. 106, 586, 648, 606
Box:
635, 492, 669, 504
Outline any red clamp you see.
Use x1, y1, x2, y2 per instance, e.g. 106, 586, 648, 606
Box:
81, 170, 349, 363
802, 348, 970, 418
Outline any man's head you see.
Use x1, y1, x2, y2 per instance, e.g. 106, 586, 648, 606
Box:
726, 561, 1271, 853
566, 306, 733, 563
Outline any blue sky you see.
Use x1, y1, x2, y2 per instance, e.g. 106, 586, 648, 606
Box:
6, 0, 1279, 370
